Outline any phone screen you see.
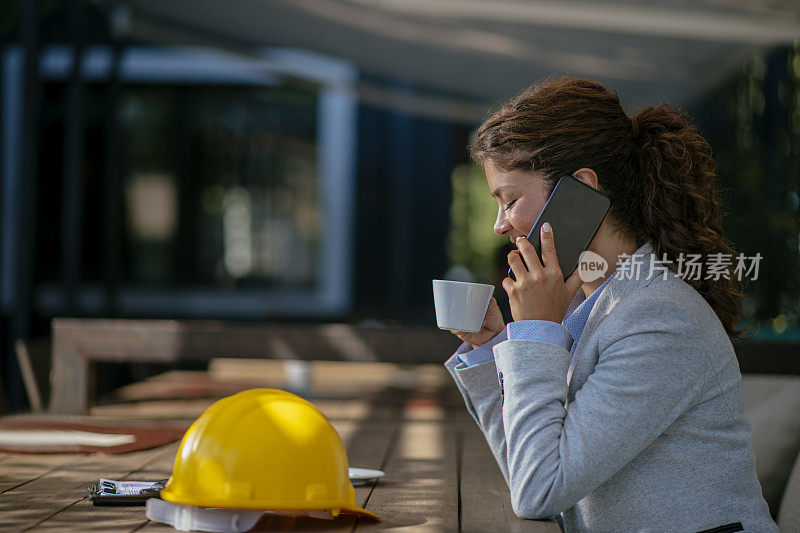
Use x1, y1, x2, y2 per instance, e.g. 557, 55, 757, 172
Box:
508, 176, 611, 281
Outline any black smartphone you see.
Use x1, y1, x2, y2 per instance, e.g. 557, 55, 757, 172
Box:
508, 176, 611, 281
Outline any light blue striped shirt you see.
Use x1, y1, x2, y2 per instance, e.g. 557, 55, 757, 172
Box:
457, 271, 616, 366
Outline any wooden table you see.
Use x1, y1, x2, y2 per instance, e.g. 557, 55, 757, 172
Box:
1, 360, 560, 532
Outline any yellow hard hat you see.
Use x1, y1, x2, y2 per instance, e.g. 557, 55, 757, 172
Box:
160, 388, 380, 520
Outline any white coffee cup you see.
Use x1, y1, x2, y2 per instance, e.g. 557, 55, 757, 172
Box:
432, 279, 495, 333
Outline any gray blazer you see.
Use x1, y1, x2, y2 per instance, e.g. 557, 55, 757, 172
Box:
445, 240, 778, 532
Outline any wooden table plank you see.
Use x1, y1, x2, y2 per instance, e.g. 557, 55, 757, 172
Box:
0, 453, 86, 494
0, 445, 173, 531
90, 388, 468, 426
460, 423, 560, 532
354, 420, 461, 531
32, 444, 179, 531
340, 419, 399, 528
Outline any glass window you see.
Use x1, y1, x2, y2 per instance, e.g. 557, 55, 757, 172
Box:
119, 83, 320, 290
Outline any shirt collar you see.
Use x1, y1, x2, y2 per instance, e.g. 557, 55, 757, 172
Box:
563, 239, 655, 345
563, 269, 616, 345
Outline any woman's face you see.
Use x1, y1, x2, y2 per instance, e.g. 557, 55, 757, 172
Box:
485, 161, 552, 244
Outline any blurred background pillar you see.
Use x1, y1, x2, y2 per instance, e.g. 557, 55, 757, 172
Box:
61, 0, 86, 315
102, 0, 129, 318
7, 0, 42, 410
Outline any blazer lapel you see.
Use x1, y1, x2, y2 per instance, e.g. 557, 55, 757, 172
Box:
566, 240, 656, 399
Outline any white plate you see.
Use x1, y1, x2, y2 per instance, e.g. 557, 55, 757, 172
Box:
348, 467, 385, 481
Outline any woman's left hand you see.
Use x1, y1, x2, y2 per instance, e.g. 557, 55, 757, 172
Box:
502, 222, 584, 323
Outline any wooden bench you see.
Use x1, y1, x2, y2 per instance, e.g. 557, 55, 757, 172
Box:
49, 318, 461, 415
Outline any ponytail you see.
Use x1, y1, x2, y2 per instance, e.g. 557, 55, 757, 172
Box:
630, 104, 749, 338
471, 76, 751, 339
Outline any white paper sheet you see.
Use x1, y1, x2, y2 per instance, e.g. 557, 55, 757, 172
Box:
98, 478, 161, 496
0, 430, 136, 448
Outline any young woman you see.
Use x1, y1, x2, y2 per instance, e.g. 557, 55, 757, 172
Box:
445, 76, 778, 532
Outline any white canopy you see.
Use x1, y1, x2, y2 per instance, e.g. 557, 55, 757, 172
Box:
128, 0, 800, 120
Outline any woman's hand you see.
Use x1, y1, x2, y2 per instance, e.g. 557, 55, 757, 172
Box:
502, 222, 584, 323
450, 297, 505, 349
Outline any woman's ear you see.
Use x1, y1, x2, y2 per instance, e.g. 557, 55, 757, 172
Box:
572, 168, 599, 190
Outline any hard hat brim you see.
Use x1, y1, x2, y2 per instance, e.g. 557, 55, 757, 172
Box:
340, 504, 381, 520
162, 490, 381, 521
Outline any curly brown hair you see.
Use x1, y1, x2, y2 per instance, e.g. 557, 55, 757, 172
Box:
471, 75, 752, 339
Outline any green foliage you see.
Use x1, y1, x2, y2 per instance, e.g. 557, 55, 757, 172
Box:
708, 44, 800, 338
446, 164, 504, 283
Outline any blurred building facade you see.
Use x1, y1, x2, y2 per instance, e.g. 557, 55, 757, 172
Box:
1, 1, 799, 408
